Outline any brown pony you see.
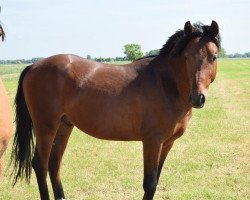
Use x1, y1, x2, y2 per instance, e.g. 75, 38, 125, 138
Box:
11, 21, 220, 200
0, 23, 13, 175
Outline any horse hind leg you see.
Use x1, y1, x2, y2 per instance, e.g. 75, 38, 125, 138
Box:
0, 144, 5, 175
32, 121, 60, 200
49, 115, 74, 200
0, 138, 9, 176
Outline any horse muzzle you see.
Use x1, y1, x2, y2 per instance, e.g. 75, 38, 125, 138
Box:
189, 92, 206, 108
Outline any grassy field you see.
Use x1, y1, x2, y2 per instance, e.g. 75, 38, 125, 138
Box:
0, 59, 249, 200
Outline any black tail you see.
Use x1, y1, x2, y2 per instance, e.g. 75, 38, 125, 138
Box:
11, 65, 34, 185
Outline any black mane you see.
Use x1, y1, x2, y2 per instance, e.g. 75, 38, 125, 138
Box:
159, 22, 221, 56
135, 55, 158, 61
136, 22, 221, 61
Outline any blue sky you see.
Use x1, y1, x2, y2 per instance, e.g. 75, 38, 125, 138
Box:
0, 0, 249, 59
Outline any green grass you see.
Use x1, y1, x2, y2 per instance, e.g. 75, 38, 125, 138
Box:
0, 63, 28, 75
0, 59, 249, 199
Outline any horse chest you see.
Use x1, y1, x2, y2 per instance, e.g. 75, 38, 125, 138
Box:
171, 110, 192, 141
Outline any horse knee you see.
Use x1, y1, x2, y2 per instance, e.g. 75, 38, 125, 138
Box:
143, 181, 157, 194
143, 175, 158, 195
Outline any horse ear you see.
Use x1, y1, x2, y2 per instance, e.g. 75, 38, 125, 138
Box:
209, 20, 219, 37
184, 21, 193, 35
0, 7, 4, 41
0, 25, 5, 41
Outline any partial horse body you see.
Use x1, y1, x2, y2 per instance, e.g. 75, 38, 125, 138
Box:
0, 22, 13, 175
0, 78, 13, 175
11, 21, 221, 200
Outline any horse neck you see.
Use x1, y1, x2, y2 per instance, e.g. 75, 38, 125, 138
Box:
153, 55, 192, 110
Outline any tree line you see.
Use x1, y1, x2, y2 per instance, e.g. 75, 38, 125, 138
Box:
217, 48, 250, 58
0, 57, 43, 64
0, 45, 249, 64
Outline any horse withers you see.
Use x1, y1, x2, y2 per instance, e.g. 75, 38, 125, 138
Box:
11, 21, 221, 200
0, 24, 13, 175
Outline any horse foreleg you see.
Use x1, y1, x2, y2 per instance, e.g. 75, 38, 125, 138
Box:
49, 119, 73, 200
157, 141, 174, 182
142, 138, 163, 200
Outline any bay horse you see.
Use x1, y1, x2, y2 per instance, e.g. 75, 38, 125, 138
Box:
0, 23, 13, 175
11, 21, 221, 200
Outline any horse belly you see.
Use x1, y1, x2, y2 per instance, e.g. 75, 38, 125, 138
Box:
65, 95, 142, 141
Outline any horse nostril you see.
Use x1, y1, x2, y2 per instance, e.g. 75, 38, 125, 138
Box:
189, 93, 206, 108
200, 94, 205, 105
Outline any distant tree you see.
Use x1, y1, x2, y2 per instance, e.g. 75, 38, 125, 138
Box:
87, 55, 91, 60
31, 57, 43, 63
233, 53, 242, 58
124, 44, 143, 61
114, 57, 127, 61
95, 57, 106, 62
244, 52, 250, 57
218, 48, 227, 58
145, 49, 160, 56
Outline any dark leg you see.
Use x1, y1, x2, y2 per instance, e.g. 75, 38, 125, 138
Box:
157, 141, 174, 182
32, 149, 50, 200
142, 139, 163, 200
157, 128, 185, 182
32, 124, 59, 200
49, 120, 73, 200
